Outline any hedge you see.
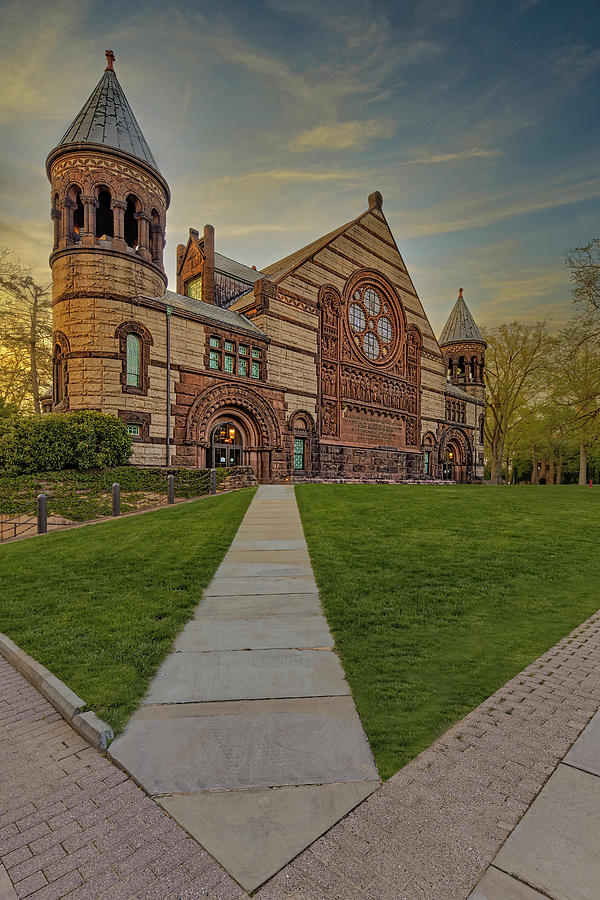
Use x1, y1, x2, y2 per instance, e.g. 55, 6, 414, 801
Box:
0, 411, 132, 475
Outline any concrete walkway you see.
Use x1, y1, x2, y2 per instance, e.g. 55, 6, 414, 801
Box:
109, 485, 379, 892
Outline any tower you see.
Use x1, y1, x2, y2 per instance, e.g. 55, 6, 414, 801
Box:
439, 288, 486, 403
46, 49, 170, 417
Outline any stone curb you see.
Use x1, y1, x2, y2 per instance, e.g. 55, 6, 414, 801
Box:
0, 633, 114, 751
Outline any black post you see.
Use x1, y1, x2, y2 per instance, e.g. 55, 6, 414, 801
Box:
167, 474, 175, 505
37, 494, 47, 534
210, 468, 217, 495
166, 305, 172, 466
112, 483, 120, 517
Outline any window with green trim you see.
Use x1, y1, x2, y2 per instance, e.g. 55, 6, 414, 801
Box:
126, 333, 141, 387
224, 355, 235, 373
251, 360, 260, 379
238, 358, 248, 376
209, 350, 220, 369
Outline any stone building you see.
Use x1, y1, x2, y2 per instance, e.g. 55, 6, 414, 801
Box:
45, 51, 486, 483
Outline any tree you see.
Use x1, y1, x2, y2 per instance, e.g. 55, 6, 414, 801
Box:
550, 314, 600, 484
566, 238, 600, 312
483, 321, 551, 484
0, 247, 52, 413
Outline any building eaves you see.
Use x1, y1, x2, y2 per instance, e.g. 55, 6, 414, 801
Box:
141, 290, 267, 337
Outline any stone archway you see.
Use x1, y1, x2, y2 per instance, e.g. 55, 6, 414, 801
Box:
184, 383, 282, 482
439, 427, 473, 483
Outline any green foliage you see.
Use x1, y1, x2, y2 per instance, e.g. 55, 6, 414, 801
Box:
0, 465, 232, 519
0, 489, 255, 734
0, 410, 132, 475
296, 484, 600, 780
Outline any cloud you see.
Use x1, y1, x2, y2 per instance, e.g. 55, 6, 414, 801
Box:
552, 43, 600, 88
210, 168, 364, 187
288, 119, 395, 152
390, 168, 600, 239
399, 147, 502, 166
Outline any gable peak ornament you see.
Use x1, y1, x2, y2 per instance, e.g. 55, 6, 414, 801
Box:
105, 49, 116, 72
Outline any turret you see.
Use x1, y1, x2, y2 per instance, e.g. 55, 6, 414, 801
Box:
439, 288, 486, 403
46, 50, 170, 411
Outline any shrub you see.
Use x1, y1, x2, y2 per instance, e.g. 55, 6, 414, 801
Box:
0, 411, 132, 474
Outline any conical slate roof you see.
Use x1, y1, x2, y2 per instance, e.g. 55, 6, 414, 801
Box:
439, 289, 486, 347
56, 51, 159, 171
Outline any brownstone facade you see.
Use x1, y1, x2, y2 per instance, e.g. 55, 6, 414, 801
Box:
45, 55, 486, 483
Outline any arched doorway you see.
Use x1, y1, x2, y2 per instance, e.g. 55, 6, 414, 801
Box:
184, 383, 283, 482
209, 421, 243, 468
442, 441, 460, 481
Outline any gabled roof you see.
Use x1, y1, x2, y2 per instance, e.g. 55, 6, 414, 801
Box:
55, 56, 159, 171
261, 211, 368, 283
439, 290, 486, 347
214, 252, 264, 285
145, 290, 266, 337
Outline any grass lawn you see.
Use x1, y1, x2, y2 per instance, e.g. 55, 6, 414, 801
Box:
0, 488, 254, 734
296, 484, 600, 780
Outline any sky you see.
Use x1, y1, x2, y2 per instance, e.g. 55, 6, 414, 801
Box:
1, 0, 599, 334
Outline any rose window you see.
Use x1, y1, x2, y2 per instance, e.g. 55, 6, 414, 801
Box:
347, 285, 395, 362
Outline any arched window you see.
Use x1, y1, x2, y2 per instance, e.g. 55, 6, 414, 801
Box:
479, 414, 485, 445
72, 190, 84, 239
124, 196, 139, 248
116, 321, 153, 395
96, 189, 114, 238
470, 356, 477, 382
447, 358, 453, 382
126, 333, 142, 387
150, 208, 162, 264
52, 332, 70, 406
210, 422, 243, 467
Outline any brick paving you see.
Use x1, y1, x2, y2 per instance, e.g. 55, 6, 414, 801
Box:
0, 657, 245, 900
2, 612, 600, 899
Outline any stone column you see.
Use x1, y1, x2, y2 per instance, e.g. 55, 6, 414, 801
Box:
136, 213, 152, 262
81, 194, 97, 247
150, 223, 163, 266
59, 199, 73, 249
51, 208, 60, 251
112, 200, 126, 251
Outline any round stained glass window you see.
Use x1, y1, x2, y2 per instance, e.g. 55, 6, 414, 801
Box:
363, 332, 379, 360
378, 316, 393, 344
364, 288, 381, 316
346, 282, 397, 364
349, 303, 366, 333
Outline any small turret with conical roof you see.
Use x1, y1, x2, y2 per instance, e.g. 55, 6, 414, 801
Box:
439, 288, 486, 402
46, 51, 170, 413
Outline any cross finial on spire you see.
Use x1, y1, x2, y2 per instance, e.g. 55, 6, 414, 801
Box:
105, 49, 115, 72
458, 287, 463, 299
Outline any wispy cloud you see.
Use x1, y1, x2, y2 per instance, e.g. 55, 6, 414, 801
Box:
520, 0, 544, 12
398, 147, 502, 166
289, 119, 395, 152
210, 168, 364, 187
552, 42, 600, 88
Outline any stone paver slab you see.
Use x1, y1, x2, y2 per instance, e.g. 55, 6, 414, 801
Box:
469, 866, 549, 899
563, 708, 600, 776
205, 576, 317, 596
158, 781, 378, 893
230, 539, 307, 550
215, 561, 314, 578
196, 592, 321, 618
225, 549, 311, 563
144, 648, 348, 703
174, 617, 333, 651
494, 763, 600, 900
109, 696, 379, 793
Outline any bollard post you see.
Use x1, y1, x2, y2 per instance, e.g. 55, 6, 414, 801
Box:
210, 468, 217, 495
37, 494, 47, 534
112, 483, 120, 517
167, 473, 175, 504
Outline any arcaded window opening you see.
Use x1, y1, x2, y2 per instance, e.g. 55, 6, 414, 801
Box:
96, 189, 114, 238
124, 195, 139, 248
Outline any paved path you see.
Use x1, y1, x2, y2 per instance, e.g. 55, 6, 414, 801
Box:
0, 656, 245, 900
470, 706, 600, 899
3, 521, 600, 898
109, 485, 379, 892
